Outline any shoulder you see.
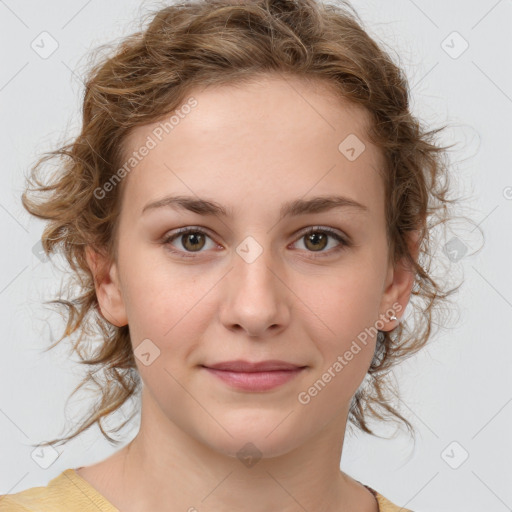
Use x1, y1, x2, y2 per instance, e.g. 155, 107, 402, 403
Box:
374, 490, 416, 512
362, 483, 415, 512
0, 469, 117, 512
0, 480, 54, 512
0, 495, 31, 512
0, 485, 49, 511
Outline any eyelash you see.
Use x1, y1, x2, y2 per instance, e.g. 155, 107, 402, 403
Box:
161, 226, 350, 260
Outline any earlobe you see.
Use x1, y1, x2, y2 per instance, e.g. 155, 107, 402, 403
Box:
379, 230, 420, 329
85, 246, 128, 327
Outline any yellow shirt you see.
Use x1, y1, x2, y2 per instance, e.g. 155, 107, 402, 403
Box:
0, 469, 414, 511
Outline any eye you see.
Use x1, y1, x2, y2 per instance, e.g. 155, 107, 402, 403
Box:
161, 227, 217, 258
291, 226, 350, 258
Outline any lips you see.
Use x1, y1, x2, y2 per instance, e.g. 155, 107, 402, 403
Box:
201, 360, 307, 391
202, 359, 306, 372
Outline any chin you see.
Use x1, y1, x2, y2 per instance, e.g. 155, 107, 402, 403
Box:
197, 415, 304, 461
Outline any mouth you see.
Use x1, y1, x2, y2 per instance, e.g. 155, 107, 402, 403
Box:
202, 359, 307, 372
200, 360, 307, 391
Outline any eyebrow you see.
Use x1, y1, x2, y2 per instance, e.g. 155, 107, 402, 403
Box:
141, 194, 369, 220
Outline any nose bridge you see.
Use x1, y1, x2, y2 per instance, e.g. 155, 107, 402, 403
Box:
220, 232, 289, 336
233, 232, 280, 299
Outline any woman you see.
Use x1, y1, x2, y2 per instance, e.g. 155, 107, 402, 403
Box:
1, 0, 464, 510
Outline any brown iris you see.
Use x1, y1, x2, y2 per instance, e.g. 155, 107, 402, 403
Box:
181, 232, 206, 252
303, 232, 328, 251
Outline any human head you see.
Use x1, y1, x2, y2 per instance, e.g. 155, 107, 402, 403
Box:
22, 0, 460, 449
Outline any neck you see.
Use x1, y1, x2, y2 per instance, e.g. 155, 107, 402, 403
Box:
83, 388, 376, 512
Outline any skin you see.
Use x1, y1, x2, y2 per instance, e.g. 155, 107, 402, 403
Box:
81, 73, 418, 512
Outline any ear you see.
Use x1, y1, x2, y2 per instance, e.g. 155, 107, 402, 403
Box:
85, 246, 128, 327
378, 230, 420, 330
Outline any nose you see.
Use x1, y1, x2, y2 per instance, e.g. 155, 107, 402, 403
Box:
218, 245, 290, 338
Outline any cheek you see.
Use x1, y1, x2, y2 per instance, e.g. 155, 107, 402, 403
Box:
120, 261, 218, 376
119, 246, 204, 326
299, 262, 383, 339
294, 265, 382, 388
125, 284, 207, 350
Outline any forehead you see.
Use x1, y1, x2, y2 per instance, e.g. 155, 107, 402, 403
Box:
119, 74, 385, 220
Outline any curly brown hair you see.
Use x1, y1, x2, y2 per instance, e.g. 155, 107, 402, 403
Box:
22, 0, 477, 449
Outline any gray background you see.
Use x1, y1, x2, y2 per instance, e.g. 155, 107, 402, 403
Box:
1, 1, 511, 511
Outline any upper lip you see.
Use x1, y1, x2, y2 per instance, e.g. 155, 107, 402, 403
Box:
202, 360, 306, 372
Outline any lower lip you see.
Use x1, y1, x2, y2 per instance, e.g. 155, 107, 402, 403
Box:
202, 367, 306, 391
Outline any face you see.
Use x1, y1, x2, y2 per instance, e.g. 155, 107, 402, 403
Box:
87, 74, 414, 459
